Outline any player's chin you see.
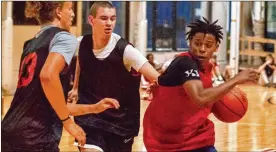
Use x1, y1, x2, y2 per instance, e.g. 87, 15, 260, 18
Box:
198, 58, 209, 63
104, 32, 112, 36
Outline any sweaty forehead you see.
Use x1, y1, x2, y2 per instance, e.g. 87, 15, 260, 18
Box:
193, 33, 216, 42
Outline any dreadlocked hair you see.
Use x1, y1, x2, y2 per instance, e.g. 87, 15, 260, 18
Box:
186, 17, 223, 44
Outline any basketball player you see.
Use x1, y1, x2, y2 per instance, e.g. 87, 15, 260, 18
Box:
141, 53, 162, 101
143, 18, 260, 151
146, 53, 162, 72
67, 2, 160, 152
1, 2, 119, 151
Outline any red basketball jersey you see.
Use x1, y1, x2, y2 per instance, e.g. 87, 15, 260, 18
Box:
143, 52, 215, 151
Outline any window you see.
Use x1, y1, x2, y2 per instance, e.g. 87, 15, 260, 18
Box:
113, 1, 127, 38
12, 2, 77, 25
265, 1, 276, 52
147, 1, 201, 52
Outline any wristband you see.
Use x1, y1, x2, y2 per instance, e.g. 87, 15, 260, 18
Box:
61, 115, 71, 122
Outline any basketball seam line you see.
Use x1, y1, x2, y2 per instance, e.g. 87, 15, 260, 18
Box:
220, 100, 243, 118
231, 90, 247, 111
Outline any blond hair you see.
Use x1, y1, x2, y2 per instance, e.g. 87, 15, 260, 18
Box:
25, 2, 64, 24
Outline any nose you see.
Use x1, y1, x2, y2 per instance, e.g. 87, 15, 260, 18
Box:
200, 45, 206, 53
106, 19, 112, 26
72, 11, 75, 18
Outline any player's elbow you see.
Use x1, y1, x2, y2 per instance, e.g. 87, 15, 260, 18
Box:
193, 96, 209, 108
40, 68, 58, 84
40, 71, 51, 84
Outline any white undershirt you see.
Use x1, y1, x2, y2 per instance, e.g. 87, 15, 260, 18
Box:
77, 33, 147, 72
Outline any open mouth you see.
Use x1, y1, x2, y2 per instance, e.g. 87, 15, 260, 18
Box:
197, 56, 206, 60
105, 28, 112, 32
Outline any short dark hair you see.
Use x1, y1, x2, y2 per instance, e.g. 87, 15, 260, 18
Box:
90, 1, 114, 17
186, 17, 223, 44
146, 53, 153, 60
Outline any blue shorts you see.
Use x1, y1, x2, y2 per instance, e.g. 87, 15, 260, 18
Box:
182, 146, 217, 152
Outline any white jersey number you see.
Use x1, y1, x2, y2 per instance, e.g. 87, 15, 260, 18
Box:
185, 69, 199, 77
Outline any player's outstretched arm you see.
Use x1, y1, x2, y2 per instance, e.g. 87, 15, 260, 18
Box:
139, 62, 160, 83
67, 98, 120, 116
123, 45, 160, 83
184, 68, 259, 107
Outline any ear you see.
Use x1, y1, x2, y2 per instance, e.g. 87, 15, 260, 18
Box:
214, 44, 219, 52
55, 6, 62, 19
88, 15, 94, 26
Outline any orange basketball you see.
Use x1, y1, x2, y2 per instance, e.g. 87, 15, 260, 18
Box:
212, 87, 248, 123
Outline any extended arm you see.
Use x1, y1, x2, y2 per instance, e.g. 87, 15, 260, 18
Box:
183, 69, 259, 107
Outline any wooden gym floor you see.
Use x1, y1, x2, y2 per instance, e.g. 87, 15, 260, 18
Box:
2, 84, 276, 151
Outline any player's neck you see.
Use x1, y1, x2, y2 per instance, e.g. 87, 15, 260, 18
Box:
92, 33, 111, 50
42, 20, 62, 30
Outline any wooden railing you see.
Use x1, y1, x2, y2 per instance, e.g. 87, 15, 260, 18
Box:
228, 36, 276, 57
240, 36, 276, 57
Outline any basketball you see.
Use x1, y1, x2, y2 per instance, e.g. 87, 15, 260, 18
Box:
212, 87, 248, 123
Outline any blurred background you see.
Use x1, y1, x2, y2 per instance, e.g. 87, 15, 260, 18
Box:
1, 2, 276, 151
1, 1, 276, 94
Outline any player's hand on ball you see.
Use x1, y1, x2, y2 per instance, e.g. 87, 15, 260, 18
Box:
94, 98, 120, 114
